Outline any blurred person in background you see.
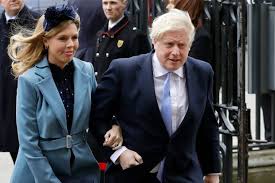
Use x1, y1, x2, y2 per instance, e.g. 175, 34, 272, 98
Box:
0, 0, 40, 163
93, 0, 151, 82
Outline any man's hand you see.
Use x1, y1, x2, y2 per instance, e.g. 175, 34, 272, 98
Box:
204, 175, 219, 183
103, 124, 123, 150
118, 149, 143, 170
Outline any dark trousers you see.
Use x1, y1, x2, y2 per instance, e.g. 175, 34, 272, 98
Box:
105, 164, 160, 183
86, 132, 107, 162
58, 175, 95, 183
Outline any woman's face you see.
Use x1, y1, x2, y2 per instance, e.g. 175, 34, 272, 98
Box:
44, 23, 79, 69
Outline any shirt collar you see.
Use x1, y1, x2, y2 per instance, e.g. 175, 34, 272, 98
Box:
49, 60, 75, 81
5, 12, 17, 24
108, 14, 125, 30
152, 53, 184, 78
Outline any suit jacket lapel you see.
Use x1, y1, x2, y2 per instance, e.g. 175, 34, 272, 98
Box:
171, 58, 196, 138
35, 57, 68, 134
136, 53, 169, 136
71, 59, 89, 133
185, 57, 205, 123
185, 58, 195, 119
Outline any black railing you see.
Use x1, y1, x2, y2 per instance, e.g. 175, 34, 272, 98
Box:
203, 0, 238, 106
128, 0, 165, 33
128, 0, 148, 33
215, 104, 238, 183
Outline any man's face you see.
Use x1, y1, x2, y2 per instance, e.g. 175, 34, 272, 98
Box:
102, 0, 126, 22
153, 29, 191, 71
0, 0, 24, 16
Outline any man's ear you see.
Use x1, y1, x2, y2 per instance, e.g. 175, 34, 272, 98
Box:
152, 38, 157, 46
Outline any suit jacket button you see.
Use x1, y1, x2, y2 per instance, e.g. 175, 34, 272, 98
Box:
106, 53, 109, 57
96, 53, 100, 57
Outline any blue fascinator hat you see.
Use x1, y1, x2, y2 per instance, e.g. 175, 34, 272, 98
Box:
43, 5, 77, 32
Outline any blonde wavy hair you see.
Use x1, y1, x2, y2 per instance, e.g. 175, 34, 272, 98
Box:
8, 15, 80, 78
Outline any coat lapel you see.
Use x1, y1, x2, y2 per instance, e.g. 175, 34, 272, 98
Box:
184, 58, 195, 119
171, 58, 196, 138
136, 53, 156, 105
184, 58, 205, 123
35, 57, 68, 134
71, 59, 89, 133
136, 53, 169, 136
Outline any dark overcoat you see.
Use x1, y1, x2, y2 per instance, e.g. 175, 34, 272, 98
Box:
0, 6, 40, 152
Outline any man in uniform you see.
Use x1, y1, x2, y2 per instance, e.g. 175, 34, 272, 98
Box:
0, 0, 40, 163
94, 0, 151, 81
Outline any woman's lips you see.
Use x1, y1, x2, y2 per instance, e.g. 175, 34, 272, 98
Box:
64, 51, 73, 57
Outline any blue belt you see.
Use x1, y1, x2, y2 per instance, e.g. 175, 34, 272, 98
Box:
39, 131, 87, 151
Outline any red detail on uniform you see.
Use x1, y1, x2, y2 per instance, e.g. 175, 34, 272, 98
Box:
98, 162, 107, 171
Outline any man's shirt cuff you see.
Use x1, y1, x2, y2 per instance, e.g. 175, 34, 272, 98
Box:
110, 146, 127, 164
207, 173, 222, 176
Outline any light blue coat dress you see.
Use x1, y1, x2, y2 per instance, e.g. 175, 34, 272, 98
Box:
10, 57, 100, 183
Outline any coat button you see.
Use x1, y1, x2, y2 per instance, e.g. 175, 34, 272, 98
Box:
106, 53, 109, 57
96, 53, 99, 57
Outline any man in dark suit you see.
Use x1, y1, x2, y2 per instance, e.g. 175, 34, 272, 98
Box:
0, 0, 40, 163
91, 9, 221, 183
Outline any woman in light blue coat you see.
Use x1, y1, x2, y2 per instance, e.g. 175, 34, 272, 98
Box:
8, 5, 122, 183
